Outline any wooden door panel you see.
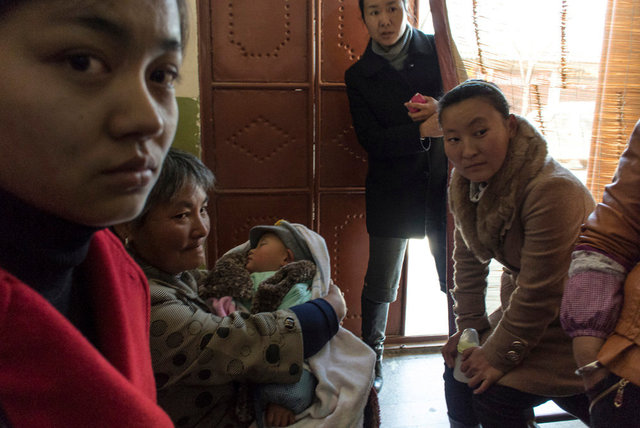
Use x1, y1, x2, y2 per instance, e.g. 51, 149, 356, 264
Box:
210, 0, 309, 82
211, 89, 311, 189
317, 193, 367, 334
320, 0, 369, 83
317, 193, 405, 337
200, 0, 410, 339
212, 193, 311, 262
318, 89, 368, 187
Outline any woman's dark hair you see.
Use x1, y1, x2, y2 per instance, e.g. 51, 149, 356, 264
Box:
438, 79, 511, 122
176, 0, 189, 51
358, 0, 408, 20
134, 148, 215, 227
0, 0, 189, 49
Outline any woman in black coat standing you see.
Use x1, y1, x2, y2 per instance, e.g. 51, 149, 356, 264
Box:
345, 0, 447, 391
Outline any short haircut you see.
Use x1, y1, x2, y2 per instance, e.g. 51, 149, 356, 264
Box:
134, 148, 215, 227
438, 79, 511, 123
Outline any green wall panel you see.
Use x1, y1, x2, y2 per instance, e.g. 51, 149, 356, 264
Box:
173, 97, 201, 156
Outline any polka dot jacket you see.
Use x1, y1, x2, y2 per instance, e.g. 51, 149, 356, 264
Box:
140, 263, 304, 427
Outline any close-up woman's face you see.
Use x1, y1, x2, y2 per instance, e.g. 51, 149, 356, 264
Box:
0, 0, 183, 227
441, 97, 517, 183
362, 0, 408, 47
129, 183, 210, 275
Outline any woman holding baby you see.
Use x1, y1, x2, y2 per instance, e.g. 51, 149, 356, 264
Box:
115, 149, 347, 427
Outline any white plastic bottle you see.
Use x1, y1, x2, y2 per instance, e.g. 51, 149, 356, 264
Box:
453, 328, 480, 383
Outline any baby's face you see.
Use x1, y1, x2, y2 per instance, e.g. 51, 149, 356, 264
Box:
246, 233, 291, 273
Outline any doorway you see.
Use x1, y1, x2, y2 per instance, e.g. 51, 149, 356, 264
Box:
405, 238, 447, 336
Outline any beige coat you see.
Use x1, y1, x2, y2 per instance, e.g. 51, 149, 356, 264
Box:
449, 116, 595, 396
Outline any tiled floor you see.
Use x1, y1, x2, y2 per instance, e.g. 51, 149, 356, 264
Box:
377, 348, 588, 428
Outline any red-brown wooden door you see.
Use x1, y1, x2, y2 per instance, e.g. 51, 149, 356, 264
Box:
197, 0, 414, 338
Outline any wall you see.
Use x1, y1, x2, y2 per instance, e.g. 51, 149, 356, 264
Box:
173, 0, 201, 156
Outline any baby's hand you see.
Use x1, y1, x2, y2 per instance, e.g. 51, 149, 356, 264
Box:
265, 403, 296, 427
323, 282, 347, 322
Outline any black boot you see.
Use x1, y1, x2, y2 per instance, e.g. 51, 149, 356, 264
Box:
372, 343, 384, 392
361, 296, 389, 393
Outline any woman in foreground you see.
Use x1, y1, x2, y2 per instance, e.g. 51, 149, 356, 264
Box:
0, 0, 188, 425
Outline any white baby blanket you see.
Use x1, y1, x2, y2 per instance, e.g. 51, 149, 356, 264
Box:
225, 223, 375, 427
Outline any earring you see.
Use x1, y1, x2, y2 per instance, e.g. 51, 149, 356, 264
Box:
124, 237, 130, 248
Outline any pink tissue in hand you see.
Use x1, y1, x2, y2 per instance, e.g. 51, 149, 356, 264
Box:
407, 93, 427, 113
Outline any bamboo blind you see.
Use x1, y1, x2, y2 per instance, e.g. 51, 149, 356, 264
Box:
440, 0, 640, 202
588, 0, 640, 202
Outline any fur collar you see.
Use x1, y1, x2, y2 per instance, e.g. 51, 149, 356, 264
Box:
448, 116, 548, 262
200, 251, 316, 313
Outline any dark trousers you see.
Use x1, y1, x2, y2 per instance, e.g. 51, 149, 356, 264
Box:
589, 373, 640, 428
361, 228, 447, 351
360, 236, 407, 351
362, 229, 447, 305
443, 364, 590, 428
362, 236, 408, 305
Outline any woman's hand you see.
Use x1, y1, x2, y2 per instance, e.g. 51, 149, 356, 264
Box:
405, 95, 438, 122
462, 347, 504, 394
441, 331, 462, 368
322, 282, 347, 323
419, 113, 443, 138
572, 336, 609, 390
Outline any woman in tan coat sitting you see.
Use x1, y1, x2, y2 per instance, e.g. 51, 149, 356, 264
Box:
439, 80, 594, 427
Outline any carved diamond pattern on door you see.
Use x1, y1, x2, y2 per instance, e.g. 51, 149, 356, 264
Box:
211, 89, 310, 190
318, 88, 368, 187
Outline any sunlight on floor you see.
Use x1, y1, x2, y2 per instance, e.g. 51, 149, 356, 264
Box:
379, 352, 588, 428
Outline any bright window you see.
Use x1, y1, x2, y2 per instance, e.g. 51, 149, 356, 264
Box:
406, 0, 607, 336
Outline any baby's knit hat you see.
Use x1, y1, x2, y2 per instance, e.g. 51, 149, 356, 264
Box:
249, 220, 313, 262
